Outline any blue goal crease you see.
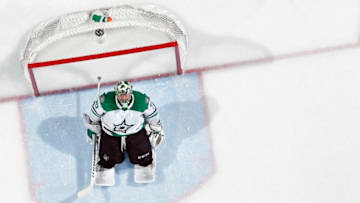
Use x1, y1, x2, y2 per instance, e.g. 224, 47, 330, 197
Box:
20, 73, 214, 203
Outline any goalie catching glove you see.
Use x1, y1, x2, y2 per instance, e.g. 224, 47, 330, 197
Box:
149, 130, 165, 148
82, 113, 101, 144
146, 124, 165, 148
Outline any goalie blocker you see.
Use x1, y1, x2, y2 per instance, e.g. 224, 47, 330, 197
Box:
84, 80, 165, 185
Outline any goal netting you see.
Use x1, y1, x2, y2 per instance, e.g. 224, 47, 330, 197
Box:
20, 4, 187, 96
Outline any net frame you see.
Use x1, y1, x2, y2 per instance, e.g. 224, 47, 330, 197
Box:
20, 4, 187, 96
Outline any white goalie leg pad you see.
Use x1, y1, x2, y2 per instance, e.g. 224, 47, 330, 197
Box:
134, 164, 155, 183
95, 164, 115, 186
134, 148, 156, 183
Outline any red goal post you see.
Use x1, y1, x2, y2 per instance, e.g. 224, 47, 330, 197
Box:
20, 4, 187, 96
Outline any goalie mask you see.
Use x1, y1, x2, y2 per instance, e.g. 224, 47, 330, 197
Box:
115, 80, 133, 107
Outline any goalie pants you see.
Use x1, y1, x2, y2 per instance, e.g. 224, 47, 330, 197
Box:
98, 128, 153, 169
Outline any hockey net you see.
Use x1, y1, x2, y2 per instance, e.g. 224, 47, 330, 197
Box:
20, 4, 187, 96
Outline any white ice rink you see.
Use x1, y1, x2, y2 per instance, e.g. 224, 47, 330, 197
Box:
1, 0, 360, 202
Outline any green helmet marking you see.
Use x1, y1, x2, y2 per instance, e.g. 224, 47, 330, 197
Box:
115, 80, 132, 95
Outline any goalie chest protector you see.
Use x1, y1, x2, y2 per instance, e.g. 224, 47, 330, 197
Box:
98, 90, 150, 137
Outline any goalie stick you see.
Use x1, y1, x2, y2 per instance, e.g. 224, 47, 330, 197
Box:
77, 76, 102, 198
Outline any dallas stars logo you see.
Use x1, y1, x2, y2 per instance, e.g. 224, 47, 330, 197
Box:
114, 119, 134, 133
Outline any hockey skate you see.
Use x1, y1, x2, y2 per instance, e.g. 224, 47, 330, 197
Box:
95, 164, 115, 186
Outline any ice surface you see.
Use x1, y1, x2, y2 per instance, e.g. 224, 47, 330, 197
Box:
20, 74, 213, 202
1, 0, 360, 202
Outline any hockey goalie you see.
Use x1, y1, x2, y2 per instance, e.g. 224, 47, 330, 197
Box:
83, 80, 165, 186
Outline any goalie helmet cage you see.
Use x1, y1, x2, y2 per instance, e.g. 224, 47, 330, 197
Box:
20, 4, 187, 96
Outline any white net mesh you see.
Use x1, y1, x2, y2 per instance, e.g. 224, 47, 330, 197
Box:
20, 4, 187, 85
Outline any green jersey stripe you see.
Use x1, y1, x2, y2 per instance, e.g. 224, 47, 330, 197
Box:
145, 112, 158, 119
91, 107, 101, 117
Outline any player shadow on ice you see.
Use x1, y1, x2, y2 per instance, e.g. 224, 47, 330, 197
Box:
36, 113, 113, 203
37, 115, 92, 203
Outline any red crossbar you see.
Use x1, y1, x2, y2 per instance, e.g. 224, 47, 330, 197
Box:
28, 41, 178, 69
27, 41, 182, 96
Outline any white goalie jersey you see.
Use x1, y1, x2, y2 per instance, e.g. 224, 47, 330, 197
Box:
88, 90, 162, 136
